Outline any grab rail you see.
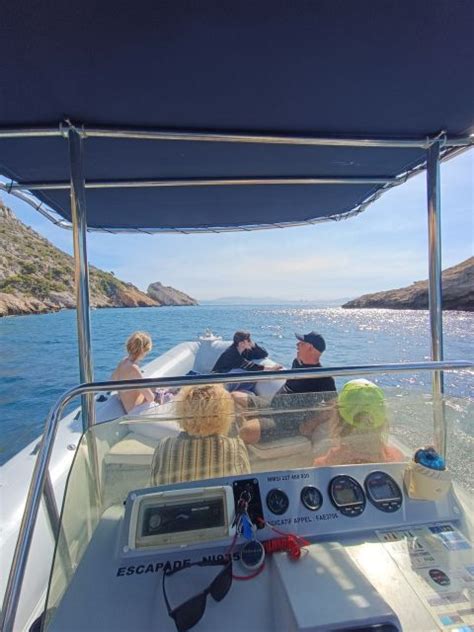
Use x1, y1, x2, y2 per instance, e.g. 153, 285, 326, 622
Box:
1, 359, 473, 631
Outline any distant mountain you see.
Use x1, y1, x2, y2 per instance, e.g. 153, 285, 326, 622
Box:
0, 201, 195, 316
342, 258, 473, 311
147, 281, 197, 306
201, 296, 351, 306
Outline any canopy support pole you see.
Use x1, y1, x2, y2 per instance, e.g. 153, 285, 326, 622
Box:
68, 127, 95, 429
426, 140, 446, 459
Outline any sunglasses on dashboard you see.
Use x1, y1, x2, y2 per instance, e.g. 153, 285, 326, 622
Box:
162, 559, 233, 632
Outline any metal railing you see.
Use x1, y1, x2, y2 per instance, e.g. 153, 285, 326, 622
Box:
1, 359, 473, 631
7, 175, 398, 191
0, 124, 473, 147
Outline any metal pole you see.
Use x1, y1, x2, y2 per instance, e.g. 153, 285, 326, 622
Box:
426, 140, 446, 458
44, 473, 73, 583
68, 128, 102, 528
68, 127, 95, 430
0, 124, 471, 148
8, 175, 398, 190
0, 420, 66, 632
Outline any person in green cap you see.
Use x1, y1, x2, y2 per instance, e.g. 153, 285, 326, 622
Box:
314, 379, 404, 466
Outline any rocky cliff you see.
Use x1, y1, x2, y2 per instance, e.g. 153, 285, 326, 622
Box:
147, 281, 197, 306
0, 201, 196, 316
342, 257, 473, 311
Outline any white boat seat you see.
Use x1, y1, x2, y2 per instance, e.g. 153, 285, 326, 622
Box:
104, 432, 158, 467
105, 430, 313, 473
118, 400, 181, 440
193, 340, 229, 373
247, 435, 312, 460
247, 435, 313, 471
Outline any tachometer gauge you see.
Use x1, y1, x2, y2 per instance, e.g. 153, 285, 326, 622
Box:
300, 486, 323, 511
329, 475, 366, 517
266, 489, 289, 515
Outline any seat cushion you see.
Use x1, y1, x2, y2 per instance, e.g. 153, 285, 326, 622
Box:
104, 432, 159, 466
119, 401, 181, 440
247, 435, 312, 460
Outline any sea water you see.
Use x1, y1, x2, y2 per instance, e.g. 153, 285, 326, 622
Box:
0, 305, 472, 483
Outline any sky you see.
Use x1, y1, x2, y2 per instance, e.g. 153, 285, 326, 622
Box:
1, 150, 472, 302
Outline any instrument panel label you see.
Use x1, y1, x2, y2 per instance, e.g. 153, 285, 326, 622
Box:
116, 552, 241, 578
268, 512, 338, 527
266, 472, 310, 482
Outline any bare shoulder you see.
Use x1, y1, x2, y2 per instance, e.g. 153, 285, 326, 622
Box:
112, 358, 142, 380
123, 361, 143, 379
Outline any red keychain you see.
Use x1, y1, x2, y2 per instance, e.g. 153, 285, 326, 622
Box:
256, 517, 309, 560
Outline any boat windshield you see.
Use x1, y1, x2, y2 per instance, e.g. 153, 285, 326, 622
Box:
42, 386, 471, 624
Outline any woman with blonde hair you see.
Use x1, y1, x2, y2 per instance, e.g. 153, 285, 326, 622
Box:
111, 331, 155, 413
314, 379, 404, 467
151, 383, 251, 486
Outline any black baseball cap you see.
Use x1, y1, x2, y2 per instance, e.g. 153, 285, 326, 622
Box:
295, 331, 326, 353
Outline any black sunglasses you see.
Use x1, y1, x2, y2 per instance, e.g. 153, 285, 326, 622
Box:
162, 560, 233, 632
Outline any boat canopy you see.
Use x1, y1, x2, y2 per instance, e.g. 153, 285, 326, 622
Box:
0, 0, 473, 232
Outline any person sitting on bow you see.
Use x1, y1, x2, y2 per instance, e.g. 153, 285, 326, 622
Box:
111, 331, 156, 414
212, 330, 272, 373
238, 331, 336, 444
213, 330, 282, 395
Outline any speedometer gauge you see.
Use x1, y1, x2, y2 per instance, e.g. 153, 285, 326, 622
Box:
266, 489, 289, 515
329, 475, 366, 517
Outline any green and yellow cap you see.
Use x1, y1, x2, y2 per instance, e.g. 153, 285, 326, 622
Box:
338, 379, 386, 428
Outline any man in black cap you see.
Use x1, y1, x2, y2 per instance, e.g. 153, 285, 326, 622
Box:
277, 331, 336, 395
238, 331, 336, 443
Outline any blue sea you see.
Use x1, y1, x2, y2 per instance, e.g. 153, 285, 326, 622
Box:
0, 305, 472, 469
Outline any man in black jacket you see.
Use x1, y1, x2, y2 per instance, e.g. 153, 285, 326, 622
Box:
239, 331, 336, 443
212, 331, 269, 373
277, 331, 336, 395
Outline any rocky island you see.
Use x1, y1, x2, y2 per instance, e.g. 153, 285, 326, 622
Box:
0, 201, 197, 316
147, 282, 197, 306
342, 257, 473, 312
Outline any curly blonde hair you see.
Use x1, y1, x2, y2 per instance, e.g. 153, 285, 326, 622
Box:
126, 331, 152, 360
175, 384, 235, 436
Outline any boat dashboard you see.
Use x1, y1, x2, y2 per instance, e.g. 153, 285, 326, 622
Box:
44, 462, 474, 632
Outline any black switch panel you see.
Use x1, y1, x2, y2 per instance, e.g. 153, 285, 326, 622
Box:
232, 478, 265, 530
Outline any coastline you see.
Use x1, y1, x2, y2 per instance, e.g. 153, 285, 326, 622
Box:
0, 301, 198, 319
0, 204, 198, 317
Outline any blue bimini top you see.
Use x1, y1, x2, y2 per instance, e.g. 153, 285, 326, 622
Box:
0, 0, 472, 232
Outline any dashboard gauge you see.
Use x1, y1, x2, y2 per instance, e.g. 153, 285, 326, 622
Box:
429, 568, 450, 586
300, 486, 323, 511
364, 471, 403, 512
241, 540, 265, 570
266, 489, 289, 515
329, 475, 366, 517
